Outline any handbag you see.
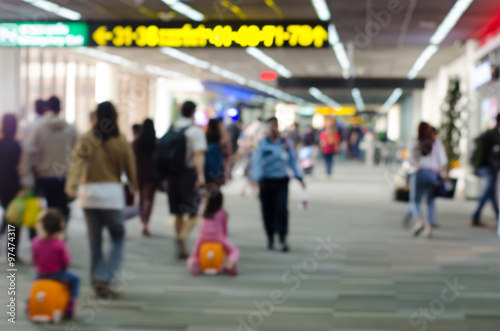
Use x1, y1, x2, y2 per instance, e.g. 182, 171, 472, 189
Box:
434, 177, 457, 199
123, 182, 134, 206
6, 190, 43, 228
394, 187, 410, 202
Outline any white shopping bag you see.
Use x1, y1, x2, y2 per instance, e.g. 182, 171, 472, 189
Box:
298, 189, 309, 211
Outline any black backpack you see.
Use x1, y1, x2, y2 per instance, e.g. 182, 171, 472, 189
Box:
156, 125, 190, 177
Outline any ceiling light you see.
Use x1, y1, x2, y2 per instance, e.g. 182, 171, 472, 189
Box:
145, 65, 192, 80
160, 47, 210, 69
381, 88, 403, 113
333, 43, 350, 71
74, 48, 138, 68
246, 47, 292, 78
351, 88, 365, 111
328, 24, 340, 44
247, 80, 308, 105
210, 65, 247, 85
160, 48, 305, 105
311, 0, 331, 21
309, 87, 341, 108
407, 45, 439, 79
327, 24, 351, 74
430, 0, 474, 45
22, 0, 81, 20
161, 0, 204, 21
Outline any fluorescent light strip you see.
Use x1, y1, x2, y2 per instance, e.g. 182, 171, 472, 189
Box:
248, 80, 308, 105
159, 47, 305, 104
328, 24, 351, 72
160, 47, 210, 69
245, 47, 292, 78
145, 65, 192, 80
430, 0, 474, 45
328, 24, 340, 44
351, 88, 365, 111
333, 43, 350, 71
210, 65, 247, 85
161, 0, 204, 21
309, 87, 341, 108
22, 0, 81, 20
381, 88, 403, 113
406, 0, 473, 80
74, 48, 138, 68
311, 0, 331, 21
407, 45, 439, 79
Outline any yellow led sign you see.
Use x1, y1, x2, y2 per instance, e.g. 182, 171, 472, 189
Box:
316, 107, 357, 116
89, 23, 328, 48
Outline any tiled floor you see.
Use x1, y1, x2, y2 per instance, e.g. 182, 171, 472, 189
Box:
1, 163, 499, 331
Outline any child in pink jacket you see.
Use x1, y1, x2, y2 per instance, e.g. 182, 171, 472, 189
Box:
187, 189, 239, 275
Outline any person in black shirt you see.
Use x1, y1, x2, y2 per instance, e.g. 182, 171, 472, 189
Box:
0, 114, 22, 260
471, 114, 500, 227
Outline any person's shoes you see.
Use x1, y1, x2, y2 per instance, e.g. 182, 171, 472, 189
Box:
431, 223, 440, 229
279, 243, 289, 253
224, 264, 238, 276
63, 299, 76, 320
403, 214, 413, 229
142, 227, 152, 237
267, 242, 274, 250
176, 238, 188, 260
412, 221, 425, 237
423, 225, 433, 238
471, 220, 488, 228
93, 280, 117, 299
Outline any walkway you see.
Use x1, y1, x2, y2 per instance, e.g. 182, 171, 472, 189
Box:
1, 163, 500, 331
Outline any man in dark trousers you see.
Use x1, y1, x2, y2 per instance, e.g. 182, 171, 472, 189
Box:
471, 113, 500, 227
252, 117, 305, 252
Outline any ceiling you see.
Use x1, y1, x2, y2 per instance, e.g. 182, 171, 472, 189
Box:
2, 0, 500, 107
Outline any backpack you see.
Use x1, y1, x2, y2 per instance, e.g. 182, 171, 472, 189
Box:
204, 142, 224, 182
470, 134, 486, 172
156, 125, 190, 177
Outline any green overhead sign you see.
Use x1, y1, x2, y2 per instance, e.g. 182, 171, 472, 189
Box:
0, 22, 88, 47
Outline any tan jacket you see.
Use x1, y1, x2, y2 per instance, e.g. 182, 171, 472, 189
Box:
66, 132, 137, 194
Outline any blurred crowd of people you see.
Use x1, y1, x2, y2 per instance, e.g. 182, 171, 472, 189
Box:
0, 98, 308, 319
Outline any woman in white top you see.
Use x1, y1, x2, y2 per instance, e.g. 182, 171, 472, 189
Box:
410, 122, 448, 238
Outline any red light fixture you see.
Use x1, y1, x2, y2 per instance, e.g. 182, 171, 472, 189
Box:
260, 71, 277, 81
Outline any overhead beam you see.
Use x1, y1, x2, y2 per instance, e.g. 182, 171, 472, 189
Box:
278, 77, 426, 89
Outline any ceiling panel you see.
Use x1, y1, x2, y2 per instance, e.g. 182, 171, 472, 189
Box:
2, 0, 500, 107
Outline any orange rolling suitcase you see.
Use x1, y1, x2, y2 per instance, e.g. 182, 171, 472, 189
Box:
28, 279, 70, 323
199, 242, 225, 275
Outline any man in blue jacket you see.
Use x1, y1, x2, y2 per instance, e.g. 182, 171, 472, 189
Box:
253, 117, 306, 252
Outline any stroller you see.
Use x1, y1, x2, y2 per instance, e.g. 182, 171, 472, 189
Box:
298, 145, 315, 176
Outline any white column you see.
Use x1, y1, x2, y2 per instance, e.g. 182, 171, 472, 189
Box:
0, 49, 21, 115
65, 62, 77, 124
154, 77, 173, 138
95, 62, 119, 104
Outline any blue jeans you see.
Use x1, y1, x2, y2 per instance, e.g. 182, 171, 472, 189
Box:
323, 153, 335, 175
35, 271, 80, 299
472, 167, 499, 222
410, 169, 438, 226
84, 209, 125, 284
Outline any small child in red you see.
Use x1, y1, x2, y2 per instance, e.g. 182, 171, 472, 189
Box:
32, 208, 79, 319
